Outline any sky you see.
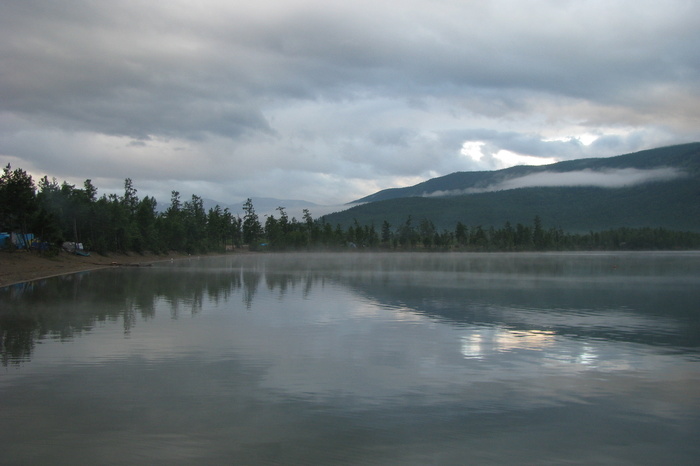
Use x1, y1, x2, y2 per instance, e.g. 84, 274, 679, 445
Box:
2, 0, 699, 214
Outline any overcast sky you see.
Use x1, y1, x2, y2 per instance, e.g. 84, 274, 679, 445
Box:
2, 0, 699, 211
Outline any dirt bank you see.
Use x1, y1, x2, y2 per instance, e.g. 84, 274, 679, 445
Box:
0, 250, 219, 288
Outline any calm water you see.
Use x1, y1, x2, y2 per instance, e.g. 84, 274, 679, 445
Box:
1, 252, 699, 465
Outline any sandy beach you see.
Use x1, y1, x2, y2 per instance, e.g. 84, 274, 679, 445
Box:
0, 250, 217, 288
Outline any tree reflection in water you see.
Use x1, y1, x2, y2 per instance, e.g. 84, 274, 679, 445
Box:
3, 252, 700, 366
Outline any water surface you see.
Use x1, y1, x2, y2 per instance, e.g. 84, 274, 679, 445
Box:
2, 252, 699, 464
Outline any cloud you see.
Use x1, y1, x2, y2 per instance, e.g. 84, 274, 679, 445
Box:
1, 0, 699, 205
425, 167, 686, 197
493, 168, 686, 191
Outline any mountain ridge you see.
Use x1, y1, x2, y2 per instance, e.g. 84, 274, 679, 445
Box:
324, 143, 700, 232
352, 142, 700, 203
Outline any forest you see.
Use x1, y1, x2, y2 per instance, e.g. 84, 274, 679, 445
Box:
2, 164, 700, 254
328, 142, 700, 233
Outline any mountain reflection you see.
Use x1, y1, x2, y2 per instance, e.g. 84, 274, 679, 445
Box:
2, 252, 700, 365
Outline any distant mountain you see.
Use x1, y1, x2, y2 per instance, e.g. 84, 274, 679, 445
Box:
323, 143, 700, 232
200, 197, 322, 219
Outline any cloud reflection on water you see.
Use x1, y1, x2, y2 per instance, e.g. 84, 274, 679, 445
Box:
2, 252, 700, 464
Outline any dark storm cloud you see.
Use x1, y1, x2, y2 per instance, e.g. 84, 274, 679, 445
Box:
1, 0, 698, 204
1, 1, 273, 140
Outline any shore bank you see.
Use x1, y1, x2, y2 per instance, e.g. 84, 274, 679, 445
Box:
0, 250, 225, 288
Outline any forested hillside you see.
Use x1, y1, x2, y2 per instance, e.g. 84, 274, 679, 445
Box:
324, 178, 700, 233
325, 143, 700, 233
353, 142, 700, 203
2, 143, 700, 255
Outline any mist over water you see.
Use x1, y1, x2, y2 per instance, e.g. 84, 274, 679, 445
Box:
2, 252, 699, 464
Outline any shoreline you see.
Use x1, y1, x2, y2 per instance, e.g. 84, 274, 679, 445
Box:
5, 248, 699, 288
0, 250, 231, 288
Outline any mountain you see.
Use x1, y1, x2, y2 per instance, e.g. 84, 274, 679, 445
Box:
322, 143, 700, 232
203, 197, 319, 218
158, 197, 322, 220
353, 143, 700, 203
201, 197, 321, 218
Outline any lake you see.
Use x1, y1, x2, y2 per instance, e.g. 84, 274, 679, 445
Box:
1, 252, 699, 465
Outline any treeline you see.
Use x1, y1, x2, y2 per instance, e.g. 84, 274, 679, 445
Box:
2, 164, 700, 254
0, 164, 241, 254
365, 215, 700, 251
